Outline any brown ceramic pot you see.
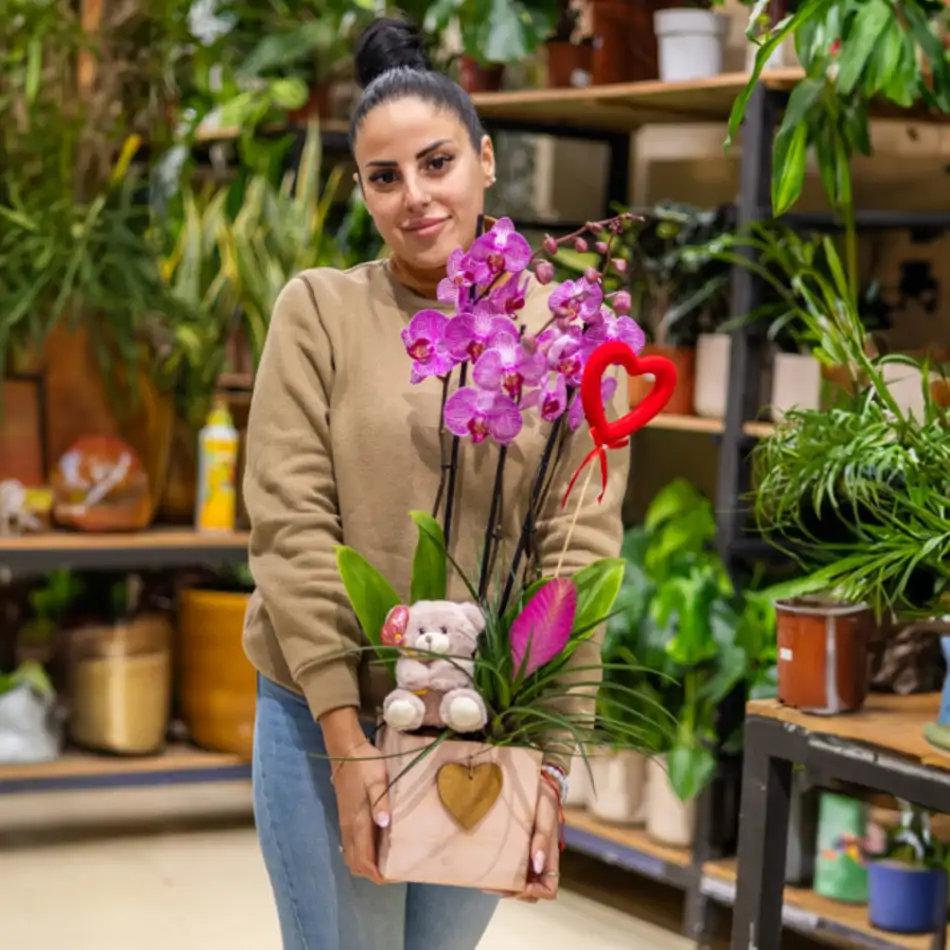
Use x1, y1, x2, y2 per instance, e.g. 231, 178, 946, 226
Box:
459, 56, 505, 93
589, 0, 671, 85
546, 40, 594, 87
628, 343, 696, 416
1, 377, 45, 486
776, 598, 873, 715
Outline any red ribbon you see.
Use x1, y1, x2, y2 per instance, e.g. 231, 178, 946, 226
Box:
562, 341, 678, 508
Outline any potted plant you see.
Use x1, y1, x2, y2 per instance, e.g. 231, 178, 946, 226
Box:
867, 804, 950, 935
424, 0, 561, 92
654, 1, 729, 83
332, 214, 676, 891
587, 0, 672, 85
544, 1, 594, 88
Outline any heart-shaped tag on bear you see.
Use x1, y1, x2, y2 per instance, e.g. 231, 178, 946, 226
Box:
436, 762, 504, 831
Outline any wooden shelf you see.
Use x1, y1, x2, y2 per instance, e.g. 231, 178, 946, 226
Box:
748, 694, 950, 773
471, 69, 804, 133
643, 415, 775, 438
0, 528, 249, 577
563, 807, 692, 886
0, 743, 251, 795
703, 858, 941, 950
193, 118, 349, 144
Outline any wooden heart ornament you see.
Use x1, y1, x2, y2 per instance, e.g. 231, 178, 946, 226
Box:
563, 340, 678, 506
436, 762, 504, 831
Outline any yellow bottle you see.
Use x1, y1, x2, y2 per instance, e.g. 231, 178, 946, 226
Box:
195, 400, 239, 533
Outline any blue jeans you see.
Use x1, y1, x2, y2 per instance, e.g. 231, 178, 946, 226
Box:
253, 675, 499, 950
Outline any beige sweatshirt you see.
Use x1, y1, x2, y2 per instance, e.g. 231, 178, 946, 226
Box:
242, 259, 629, 747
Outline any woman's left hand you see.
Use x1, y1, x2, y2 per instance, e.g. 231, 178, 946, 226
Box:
514, 778, 561, 903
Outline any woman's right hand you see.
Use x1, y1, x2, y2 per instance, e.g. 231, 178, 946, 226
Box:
321, 707, 391, 884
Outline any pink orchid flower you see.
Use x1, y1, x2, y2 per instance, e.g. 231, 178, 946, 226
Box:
400, 309, 456, 383
444, 387, 523, 445
486, 274, 529, 316
569, 377, 619, 431
473, 336, 546, 404
548, 278, 604, 323
437, 248, 490, 308
470, 217, 532, 277
539, 326, 586, 385
587, 311, 646, 353
533, 374, 569, 423
444, 303, 517, 363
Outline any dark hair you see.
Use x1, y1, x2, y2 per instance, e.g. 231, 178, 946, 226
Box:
350, 17, 485, 150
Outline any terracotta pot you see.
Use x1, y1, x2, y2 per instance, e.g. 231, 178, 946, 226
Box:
589, 0, 671, 85
628, 343, 696, 416
287, 83, 332, 124
458, 56, 505, 93
545, 40, 594, 88
1, 377, 45, 486
931, 378, 950, 408
776, 597, 874, 715
178, 589, 256, 758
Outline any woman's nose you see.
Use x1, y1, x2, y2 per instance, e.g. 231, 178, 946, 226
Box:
403, 175, 431, 212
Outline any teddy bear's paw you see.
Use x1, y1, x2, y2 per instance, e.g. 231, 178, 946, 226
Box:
444, 693, 487, 733
385, 696, 425, 732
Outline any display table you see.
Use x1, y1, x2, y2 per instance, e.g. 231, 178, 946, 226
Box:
731, 695, 949, 950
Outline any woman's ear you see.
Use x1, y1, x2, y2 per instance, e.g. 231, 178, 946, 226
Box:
480, 134, 496, 187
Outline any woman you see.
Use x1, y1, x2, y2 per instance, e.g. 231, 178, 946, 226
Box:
243, 16, 629, 950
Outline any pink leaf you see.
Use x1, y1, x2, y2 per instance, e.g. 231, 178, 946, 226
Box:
510, 578, 577, 678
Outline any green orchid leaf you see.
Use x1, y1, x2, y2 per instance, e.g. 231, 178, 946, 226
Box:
335, 546, 400, 676
408, 510, 447, 604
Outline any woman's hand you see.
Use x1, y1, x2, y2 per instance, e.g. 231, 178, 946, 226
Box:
321, 708, 391, 884
513, 779, 561, 903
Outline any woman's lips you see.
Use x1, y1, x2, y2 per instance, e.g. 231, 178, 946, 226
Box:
402, 217, 449, 239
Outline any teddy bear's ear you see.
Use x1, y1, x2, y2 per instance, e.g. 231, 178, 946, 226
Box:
459, 602, 486, 635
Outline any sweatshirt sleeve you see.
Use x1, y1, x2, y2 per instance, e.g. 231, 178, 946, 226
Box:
532, 373, 630, 773
243, 274, 361, 721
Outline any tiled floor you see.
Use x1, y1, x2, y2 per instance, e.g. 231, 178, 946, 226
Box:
2, 783, 693, 950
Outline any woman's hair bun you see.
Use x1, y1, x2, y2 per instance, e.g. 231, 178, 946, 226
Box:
355, 17, 433, 89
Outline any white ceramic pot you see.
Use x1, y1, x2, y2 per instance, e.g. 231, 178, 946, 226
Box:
770, 352, 822, 421
565, 753, 592, 808
654, 9, 728, 82
0, 683, 60, 765
882, 362, 939, 422
645, 755, 696, 847
693, 333, 731, 418
588, 748, 648, 825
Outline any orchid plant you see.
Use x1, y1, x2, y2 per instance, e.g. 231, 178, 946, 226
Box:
335, 215, 674, 767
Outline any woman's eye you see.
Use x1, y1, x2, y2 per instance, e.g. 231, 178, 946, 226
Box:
428, 155, 454, 172
370, 170, 397, 185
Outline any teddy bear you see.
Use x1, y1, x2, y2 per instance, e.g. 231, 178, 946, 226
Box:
380, 600, 489, 735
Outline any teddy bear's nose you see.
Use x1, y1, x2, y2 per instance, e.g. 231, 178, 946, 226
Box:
420, 630, 451, 655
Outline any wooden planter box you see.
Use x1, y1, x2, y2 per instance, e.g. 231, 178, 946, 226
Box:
377, 728, 541, 893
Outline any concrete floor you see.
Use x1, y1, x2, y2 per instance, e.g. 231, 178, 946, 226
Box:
1, 782, 698, 950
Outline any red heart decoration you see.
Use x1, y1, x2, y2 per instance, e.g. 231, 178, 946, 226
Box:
582, 340, 678, 448
562, 341, 677, 507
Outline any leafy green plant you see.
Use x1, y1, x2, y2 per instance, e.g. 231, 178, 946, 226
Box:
424, 0, 562, 65
869, 804, 950, 870
728, 0, 950, 218
0, 660, 54, 700
603, 479, 821, 800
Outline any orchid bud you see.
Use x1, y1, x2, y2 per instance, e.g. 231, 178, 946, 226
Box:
521, 332, 539, 355
535, 261, 555, 285
613, 291, 632, 315
612, 257, 628, 274
595, 241, 608, 254
543, 235, 558, 256
574, 237, 589, 253
584, 266, 600, 284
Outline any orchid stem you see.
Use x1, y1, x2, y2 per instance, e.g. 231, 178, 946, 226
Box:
442, 364, 467, 550
554, 463, 595, 579
479, 445, 508, 600
431, 374, 452, 519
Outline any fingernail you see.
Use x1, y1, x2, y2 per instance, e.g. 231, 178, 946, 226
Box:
533, 850, 545, 875
376, 812, 390, 828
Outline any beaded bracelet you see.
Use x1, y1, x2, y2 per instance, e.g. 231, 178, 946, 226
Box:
540, 763, 569, 804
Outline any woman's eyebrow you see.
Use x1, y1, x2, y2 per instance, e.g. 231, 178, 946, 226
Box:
366, 139, 451, 168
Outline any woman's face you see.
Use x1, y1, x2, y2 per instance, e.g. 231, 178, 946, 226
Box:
354, 96, 495, 270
